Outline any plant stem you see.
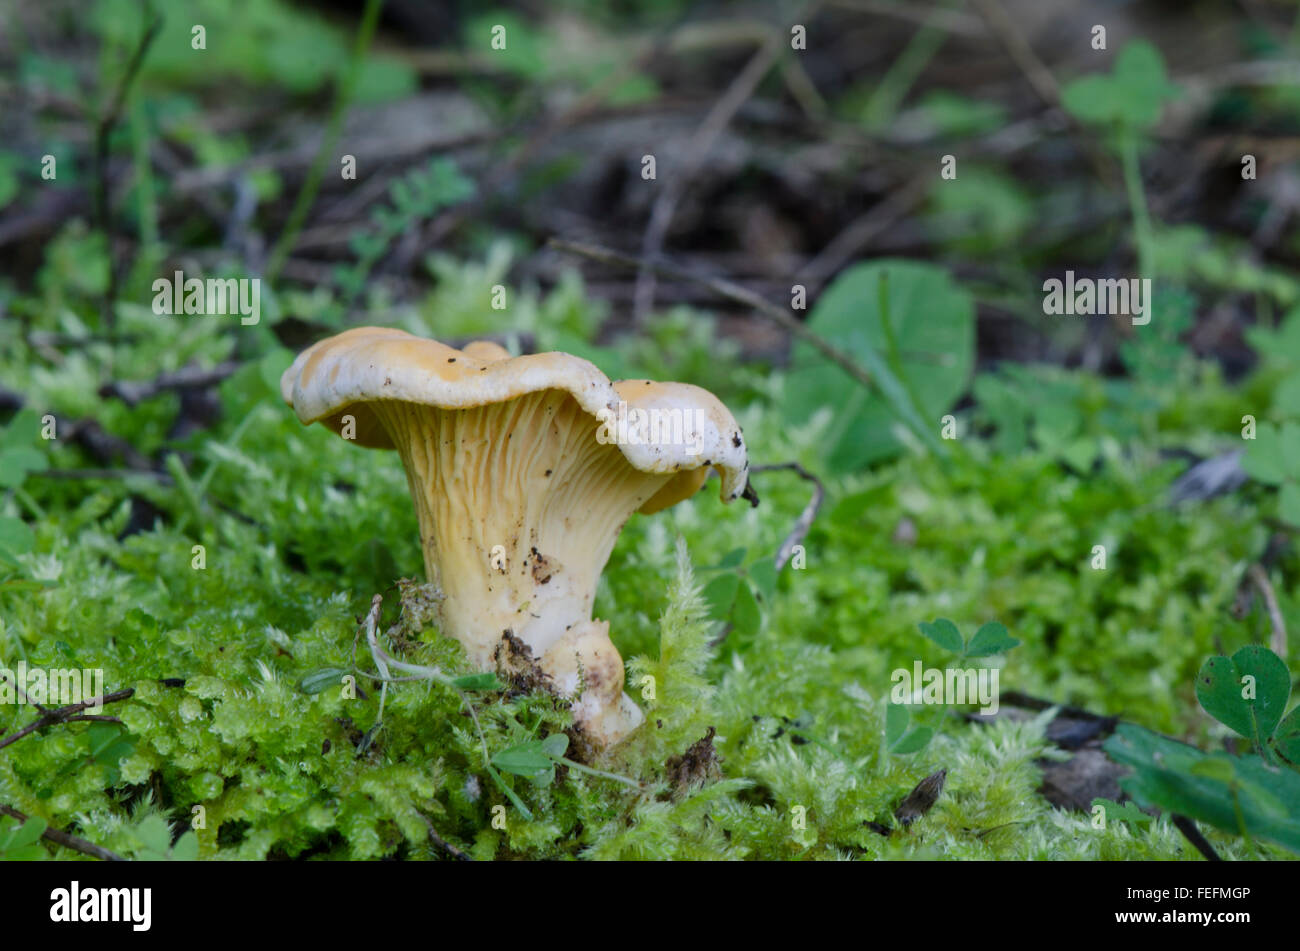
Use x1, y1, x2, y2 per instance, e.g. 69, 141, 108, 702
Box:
265, 0, 386, 285
1120, 131, 1154, 280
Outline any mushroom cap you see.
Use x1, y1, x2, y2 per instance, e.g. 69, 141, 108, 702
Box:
280, 326, 749, 508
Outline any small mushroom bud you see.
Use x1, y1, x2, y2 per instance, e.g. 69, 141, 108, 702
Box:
281, 327, 750, 747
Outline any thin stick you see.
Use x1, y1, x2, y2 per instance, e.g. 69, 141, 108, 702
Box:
549, 237, 876, 394
0, 803, 125, 862
797, 175, 930, 291
99, 361, 240, 406
1247, 564, 1288, 659
0, 688, 135, 752
1172, 814, 1222, 862
418, 812, 471, 861
750, 463, 825, 571
634, 17, 790, 320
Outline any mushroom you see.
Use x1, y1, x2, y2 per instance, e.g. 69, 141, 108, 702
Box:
281, 327, 752, 747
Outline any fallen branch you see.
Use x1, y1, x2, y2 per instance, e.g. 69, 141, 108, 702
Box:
634, 10, 793, 320
418, 812, 471, 861
0, 803, 125, 862
0, 688, 135, 752
750, 463, 825, 571
99, 361, 241, 407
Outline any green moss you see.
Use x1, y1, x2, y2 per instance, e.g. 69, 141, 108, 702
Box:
2, 251, 1294, 861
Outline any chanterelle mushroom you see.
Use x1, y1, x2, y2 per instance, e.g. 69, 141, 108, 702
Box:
281, 327, 751, 747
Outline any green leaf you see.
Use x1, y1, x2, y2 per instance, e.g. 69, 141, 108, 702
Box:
0, 447, 47, 488
491, 741, 554, 778
1105, 724, 1300, 854
0, 517, 35, 561
0, 409, 40, 449
1242, 422, 1288, 486
885, 702, 909, 747
731, 581, 762, 637
749, 560, 777, 604
918, 618, 964, 654
1280, 482, 1300, 528
701, 573, 740, 621
785, 260, 975, 470
1195, 646, 1291, 745
298, 667, 349, 695
7, 816, 47, 850
1092, 797, 1152, 828
134, 815, 172, 854
1188, 758, 1235, 784
540, 733, 568, 758
1280, 422, 1300, 472
1273, 374, 1300, 416
450, 672, 504, 691
891, 726, 933, 755
965, 621, 1020, 658
170, 830, 199, 861
1270, 706, 1300, 766
712, 547, 747, 571
1061, 41, 1180, 129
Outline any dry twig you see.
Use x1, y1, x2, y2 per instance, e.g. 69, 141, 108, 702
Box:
0, 803, 126, 862
750, 463, 826, 571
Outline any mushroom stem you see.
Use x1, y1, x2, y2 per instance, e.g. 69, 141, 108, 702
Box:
372, 390, 664, 744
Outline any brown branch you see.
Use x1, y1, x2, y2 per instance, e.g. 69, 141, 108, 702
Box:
0, 803, 126, 862
634, 12, 792, 321
548, 237, 876, 395
99, 360, 241, 407
750, 463, 825, 571
0, 688, 135, 752
796, 175, 931, 292
418, 813, 471, 861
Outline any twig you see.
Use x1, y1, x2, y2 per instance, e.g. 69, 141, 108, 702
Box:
0, 688, 135, 752
418, 812, 471, 861
1247, 564, 1288, 659
99, 361, 241, 407
549, 237, 877, 394
797, 175, 930, 291
634, 5, 812, 320
750, 463, 825, 571
0, 803, 125, 862
1172, 814, 1222, 862
968, 0, 1114, 186
93, 0, 163, 331
36, 468, 173, 484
